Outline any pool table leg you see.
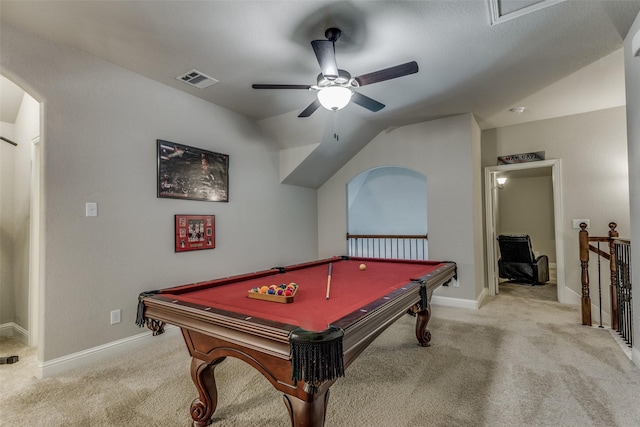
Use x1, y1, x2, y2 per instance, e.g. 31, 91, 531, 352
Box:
282, 388, 330, 427
415, 303, 433, 347
190, 356, 225, 427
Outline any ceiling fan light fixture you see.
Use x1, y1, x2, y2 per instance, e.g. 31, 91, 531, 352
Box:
317, 86, 352, 111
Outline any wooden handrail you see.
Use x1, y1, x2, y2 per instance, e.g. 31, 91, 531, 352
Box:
607, 222, 619, 331
346, 233, 428, 239
589, 245, 610, 260
579, 222, 629, 330
579, 223, 591, 326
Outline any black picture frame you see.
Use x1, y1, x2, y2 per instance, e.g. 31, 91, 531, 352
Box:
157, 140, 229, 202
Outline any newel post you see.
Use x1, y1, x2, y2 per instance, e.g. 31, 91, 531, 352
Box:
579, 223, 592, 326
608, 222, 619, 330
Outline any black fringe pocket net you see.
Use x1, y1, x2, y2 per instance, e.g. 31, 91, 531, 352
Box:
290, 326, 344, 383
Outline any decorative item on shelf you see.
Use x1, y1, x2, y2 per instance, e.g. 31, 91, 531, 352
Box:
175, 215, 215, 252
157, 139, 229, 202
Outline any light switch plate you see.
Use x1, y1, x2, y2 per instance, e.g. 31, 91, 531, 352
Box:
86, 202, 98, 217
110, 309, 121, 325
572, 219, 589, 229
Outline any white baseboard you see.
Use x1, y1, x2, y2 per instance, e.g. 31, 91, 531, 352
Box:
633, 347, 640, 369
432, 287, 486, 311
39, 325, 180, 378
0, 322, 29, 344
563, 286, 613, 326
563, 286, 581, 305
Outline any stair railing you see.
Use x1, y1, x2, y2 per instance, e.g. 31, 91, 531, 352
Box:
346, 234, 428, 260
579, 222, 632, 346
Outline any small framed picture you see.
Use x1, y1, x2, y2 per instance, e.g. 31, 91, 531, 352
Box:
175, 215, 215, 252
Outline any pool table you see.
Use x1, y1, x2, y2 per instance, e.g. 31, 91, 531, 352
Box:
136, 256, 456, 426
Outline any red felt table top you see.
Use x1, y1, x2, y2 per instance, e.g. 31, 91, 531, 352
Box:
161, 258, 445, 332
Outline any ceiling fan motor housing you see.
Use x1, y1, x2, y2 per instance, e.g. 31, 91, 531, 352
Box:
316, 69, 353, 88
324, 27, 342, 42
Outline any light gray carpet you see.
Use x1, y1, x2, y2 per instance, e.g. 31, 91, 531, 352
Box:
2, 288, 640, 426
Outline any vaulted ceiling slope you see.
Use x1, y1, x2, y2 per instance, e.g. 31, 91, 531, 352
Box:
1, 1, 638, 188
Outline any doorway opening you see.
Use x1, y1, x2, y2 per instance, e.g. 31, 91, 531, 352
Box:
0, 73, 44, 369
484, 159, 565, 302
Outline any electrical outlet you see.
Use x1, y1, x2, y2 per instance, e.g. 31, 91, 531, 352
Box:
110, 309, 121, 325
452, 279, 460, 287
572, 219, 589, 229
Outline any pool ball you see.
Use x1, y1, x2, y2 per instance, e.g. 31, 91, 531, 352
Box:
359, 263, 366, 271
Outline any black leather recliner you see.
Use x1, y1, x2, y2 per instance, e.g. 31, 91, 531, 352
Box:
497, 235, 549, 285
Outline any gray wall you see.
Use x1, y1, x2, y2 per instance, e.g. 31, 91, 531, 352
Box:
0, 25, 319, 361
624, 12, 640, 365
319, 114, 485, 302
347, 167, 427, 235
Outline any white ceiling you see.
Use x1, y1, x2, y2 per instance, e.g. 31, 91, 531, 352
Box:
1, 0, 638, 187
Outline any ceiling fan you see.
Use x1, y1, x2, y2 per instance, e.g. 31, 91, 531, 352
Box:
252, 28, 419, 117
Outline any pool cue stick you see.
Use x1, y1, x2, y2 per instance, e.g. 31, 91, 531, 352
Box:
325, 263, 333, 300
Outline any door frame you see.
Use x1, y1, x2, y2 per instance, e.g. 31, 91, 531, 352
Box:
28, 133, 43, 348
484, 159, 566, 302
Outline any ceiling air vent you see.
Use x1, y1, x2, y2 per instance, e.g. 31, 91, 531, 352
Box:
176, 69, 218, 89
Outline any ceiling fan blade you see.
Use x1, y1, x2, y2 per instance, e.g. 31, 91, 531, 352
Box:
354, 61, 419, 87
311, 40, 339, 80
252, 84, 311, 90
351, 92, 385, 112
298, 99, 321, 117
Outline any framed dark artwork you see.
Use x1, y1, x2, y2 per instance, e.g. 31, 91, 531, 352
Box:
175, 215, 215, 252
158, 140, 229, 202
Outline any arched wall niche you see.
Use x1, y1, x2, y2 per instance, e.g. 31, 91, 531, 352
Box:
346, 166, 428, 257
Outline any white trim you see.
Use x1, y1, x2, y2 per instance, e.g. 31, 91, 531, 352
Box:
564, 280, 613, 327
606, 328, 631, 360
38, 325, 179, 378
432, 287, 486, 311
483, 159, 566, 303
564, 285, 581, 305
29, 131, 42, 348
633, 347, 640, 369
0, 322, 29, 343
484, 171, 499, 295
487, 0, 566, 25
552, 160, 566, 303
632, 28, 640, 57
